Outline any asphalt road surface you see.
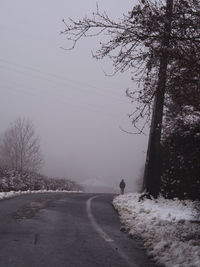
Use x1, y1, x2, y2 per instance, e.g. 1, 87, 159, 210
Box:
0, 193, 155, 267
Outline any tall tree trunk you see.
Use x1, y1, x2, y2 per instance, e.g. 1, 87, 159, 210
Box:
143, 0, 174, 198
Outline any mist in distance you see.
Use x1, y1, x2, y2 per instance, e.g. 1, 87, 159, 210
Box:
0, 0, 148, 193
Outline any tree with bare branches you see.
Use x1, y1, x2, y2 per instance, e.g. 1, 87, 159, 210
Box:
61, 0, 200, 197
0, 118, 43, 172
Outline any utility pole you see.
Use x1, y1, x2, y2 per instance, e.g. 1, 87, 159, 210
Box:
143, 0, 174, 198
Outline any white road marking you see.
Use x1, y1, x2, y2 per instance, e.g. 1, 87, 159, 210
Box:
86, 195, 139, 267
86, 195, 114, 242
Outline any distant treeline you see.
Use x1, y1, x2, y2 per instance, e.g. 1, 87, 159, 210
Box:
0, 168, 82, 192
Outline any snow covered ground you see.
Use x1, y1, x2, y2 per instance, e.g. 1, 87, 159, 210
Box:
113, 193, 200, 267
0, 190, 81, 201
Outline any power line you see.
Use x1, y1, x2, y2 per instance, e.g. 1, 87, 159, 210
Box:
0, 58, 131, 105
1, 75, 130, 115
1, 84, 130, 120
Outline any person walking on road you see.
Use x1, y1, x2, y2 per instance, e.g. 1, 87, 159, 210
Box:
119, 179, 126, 194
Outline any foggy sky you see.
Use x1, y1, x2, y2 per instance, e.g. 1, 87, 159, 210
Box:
0, 0, 148, 192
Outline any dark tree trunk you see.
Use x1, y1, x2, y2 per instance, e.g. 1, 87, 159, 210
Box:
143, 0, 174, 198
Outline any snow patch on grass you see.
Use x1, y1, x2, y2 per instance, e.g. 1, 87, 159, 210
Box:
113, 193, 200, 267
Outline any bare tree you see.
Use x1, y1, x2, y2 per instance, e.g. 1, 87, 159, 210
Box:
61, 0, 200, 197
0, 118, 43, 172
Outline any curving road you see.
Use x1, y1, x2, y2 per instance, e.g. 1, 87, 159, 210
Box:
0, 193, 154, 267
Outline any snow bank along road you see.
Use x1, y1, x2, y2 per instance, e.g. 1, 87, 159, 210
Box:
0, 193, 155, 267
113, 193, 200, 267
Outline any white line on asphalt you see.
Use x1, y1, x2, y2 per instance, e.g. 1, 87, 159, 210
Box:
86, 195, 138, 267
86, 195, 114, 242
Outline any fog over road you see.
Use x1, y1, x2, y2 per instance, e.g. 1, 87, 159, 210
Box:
0, 193, 154, 267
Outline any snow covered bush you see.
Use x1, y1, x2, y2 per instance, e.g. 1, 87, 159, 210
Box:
161, 105, 200, 200
0, 168, 82, 192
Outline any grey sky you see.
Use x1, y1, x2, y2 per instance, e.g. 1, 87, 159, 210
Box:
0, 0, 148, 192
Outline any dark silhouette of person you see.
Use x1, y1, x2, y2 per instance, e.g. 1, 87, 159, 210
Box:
119, 179, 126, 194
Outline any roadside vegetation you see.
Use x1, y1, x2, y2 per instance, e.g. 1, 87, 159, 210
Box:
0, 168, 82, 192
0, 117, 82, 192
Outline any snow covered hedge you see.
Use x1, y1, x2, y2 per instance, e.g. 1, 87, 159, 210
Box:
161, 106, 200, 200
113, 193, 200, 267
0, 189, 81, 202
0, 168, 82, 192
